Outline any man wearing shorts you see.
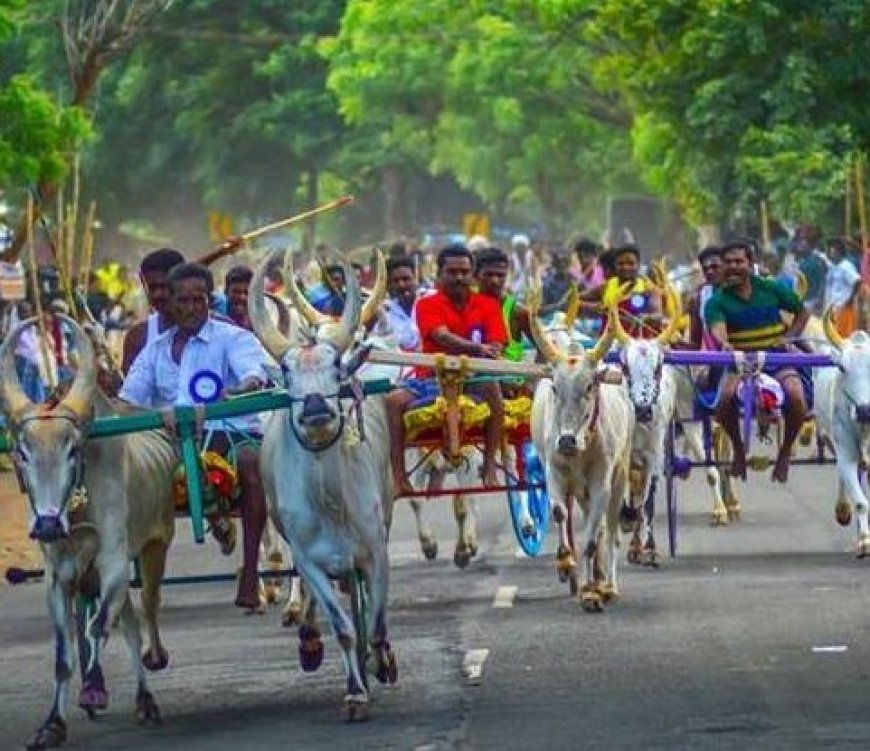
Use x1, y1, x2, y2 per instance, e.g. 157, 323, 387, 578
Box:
704, 240, 810, 483
385, 244, 507, 494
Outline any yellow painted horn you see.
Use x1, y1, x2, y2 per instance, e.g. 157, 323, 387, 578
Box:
526, 287, 565, 364
360, 250, 387, 327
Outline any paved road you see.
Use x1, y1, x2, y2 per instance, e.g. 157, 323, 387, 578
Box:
2, 463, 869, 750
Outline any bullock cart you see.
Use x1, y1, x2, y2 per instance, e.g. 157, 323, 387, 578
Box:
659, 349, 837, 557
1, 380, 392, 586
366, 349, 552, 557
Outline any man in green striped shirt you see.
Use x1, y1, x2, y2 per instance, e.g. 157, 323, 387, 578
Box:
704, 240, 810, 483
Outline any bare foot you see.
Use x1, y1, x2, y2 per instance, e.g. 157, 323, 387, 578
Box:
771, 450, 790, 483
728, 451, 747, 480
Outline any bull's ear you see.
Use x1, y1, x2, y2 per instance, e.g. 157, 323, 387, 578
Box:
339, 343, 373, 380
595, 367, 623, 385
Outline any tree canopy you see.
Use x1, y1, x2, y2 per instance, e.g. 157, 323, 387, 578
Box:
2, 0, 870, 255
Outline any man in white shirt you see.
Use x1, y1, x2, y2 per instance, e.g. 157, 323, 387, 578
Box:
382, 256, 420, 351
120, 263, 268, 611
824, 238, 861, 336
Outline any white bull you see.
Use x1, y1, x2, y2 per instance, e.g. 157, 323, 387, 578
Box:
528, 297, 634, 611
249, 251, 397, 720
610, 289, 682, 566
813, 309, 870, 556
0, 318, 175, 750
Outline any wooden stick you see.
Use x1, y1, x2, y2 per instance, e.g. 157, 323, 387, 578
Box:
845, 157, 853, 236
194, 195, 354, 266
366, 349, 549, 378
857, 153, 867, 254
27, 196, 56, 390
759, 199, 770, 251
79, 201, 96, 291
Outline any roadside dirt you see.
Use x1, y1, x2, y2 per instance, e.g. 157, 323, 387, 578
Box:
0, 467, 41, 582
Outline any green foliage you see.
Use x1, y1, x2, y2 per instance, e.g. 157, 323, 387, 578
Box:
590, 0, 870, 226
324, 0, 636, 234
0, 1, 92, 190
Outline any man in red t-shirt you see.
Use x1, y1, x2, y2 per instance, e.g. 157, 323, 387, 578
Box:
386, 244, 507, 494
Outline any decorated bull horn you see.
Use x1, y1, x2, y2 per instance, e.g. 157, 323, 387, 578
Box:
823, 304, 846, 350
360, 250, 387, 327
321, 256, 361, 355
608, 295, 632, 346
264, 292, 291, 337
57, 316, 97, 422
526, 287, 565, 364
588, 307, 616, 365
654, 284, 683, 346
563, 284, 580, 329
0, 318, 37, 423
286, 253, 332, 328
250, 251, 293, 362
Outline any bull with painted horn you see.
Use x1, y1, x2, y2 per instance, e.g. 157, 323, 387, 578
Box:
249, 248, 397, 720
814, 307, 870, 556
528, 292, 634, 611
0, 317, 176, 750
608, 279, 682, 567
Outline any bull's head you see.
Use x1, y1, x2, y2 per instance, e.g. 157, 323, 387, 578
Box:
249, 249, 386, 450
823, 306, 870, 425
0, 317, 96, 542
528, 288, 614, 456
611, 284, 682, 423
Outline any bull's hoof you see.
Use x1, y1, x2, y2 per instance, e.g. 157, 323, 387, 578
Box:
25, 717, 67, 750
421, 538, 438, 561
599, 583, 619, 603
835, 501, 853, 528
856, 535, 870, 559
282, 603, 304, 629
370, 642, 398, 685
579, 586, 604, 613
343, 695, 370, 723
141, 647, 170, 672
454, 546, 472, 569
799, 423, 815, 447
298, 628, 324, 672
725, 502, 741, 521
262, 580, 281, 605
468, 540, 479, 558
78, 680, 109, 715
555, 545, 575, 583
710, 508, 729, 527
626, 543, 643, 566
642, 548, 660, 569
135, 689, 162, 726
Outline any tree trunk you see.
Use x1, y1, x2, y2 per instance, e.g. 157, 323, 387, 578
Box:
383, 166, 402, 238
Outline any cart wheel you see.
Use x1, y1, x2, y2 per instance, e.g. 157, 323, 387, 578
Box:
506, 440, 550, 557
349, 570, 369, 692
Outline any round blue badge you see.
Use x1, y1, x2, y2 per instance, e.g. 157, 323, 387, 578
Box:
630, 294, 646, 312
189, 370, 223, 404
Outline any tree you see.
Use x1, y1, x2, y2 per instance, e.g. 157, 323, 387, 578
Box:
2, 0, 175, 261
323, 0, 638, 236
0, 1, 90, 192
589, 0, 870, 230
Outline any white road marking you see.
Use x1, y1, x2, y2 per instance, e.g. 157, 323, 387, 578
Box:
492, 585, 517, 609
812, 645, 848, 654
462, 648, 490, 682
